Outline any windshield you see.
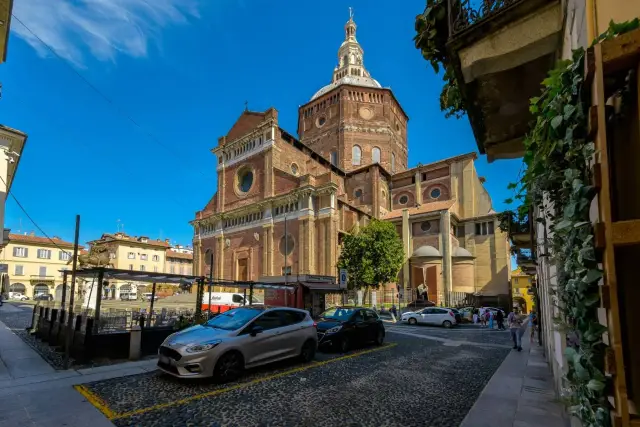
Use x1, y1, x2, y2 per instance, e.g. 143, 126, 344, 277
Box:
204, 307, 262, 330
320, 307, 354, 321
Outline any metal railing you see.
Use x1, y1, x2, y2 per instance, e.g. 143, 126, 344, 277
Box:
449, 0, 524, 36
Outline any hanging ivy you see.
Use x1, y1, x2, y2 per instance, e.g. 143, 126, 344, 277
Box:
414, 0, 466, 118
502, 19, 639, 427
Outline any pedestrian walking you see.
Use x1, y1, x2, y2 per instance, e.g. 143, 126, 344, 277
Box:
496, 309, 505, 330
390, 304, 398, 322
508, 309, 524, 351
529, 310, 538, 343
488, 310, 494, 329
472, 311, 478, 325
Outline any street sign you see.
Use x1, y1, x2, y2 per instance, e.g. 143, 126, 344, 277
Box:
339, 269, 347, 289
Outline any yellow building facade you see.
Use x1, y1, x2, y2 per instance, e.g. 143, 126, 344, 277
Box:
510, 268, 534, 314
0, 233, 80, 300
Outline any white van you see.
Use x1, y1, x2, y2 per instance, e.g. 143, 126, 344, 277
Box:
142, 292, 158, 302
201, 292, 263, 313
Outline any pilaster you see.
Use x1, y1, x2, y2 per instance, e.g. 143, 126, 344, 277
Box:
415, 170, 423, 205
402, 209, 411, 304
216, 235, 225, 280
218, 165, 226, 212
326, 215, 337, 277
372, 167, 380, 218
318, 219, 326, 275
441, 210, 453, 306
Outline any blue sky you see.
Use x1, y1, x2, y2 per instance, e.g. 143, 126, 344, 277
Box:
0, 0, 521, 247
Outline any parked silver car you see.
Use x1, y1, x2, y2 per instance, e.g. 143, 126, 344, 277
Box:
158, 306, 318, 381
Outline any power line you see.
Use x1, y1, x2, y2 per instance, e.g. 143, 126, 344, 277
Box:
0, 174, 73, 256
10, 14, 210, 179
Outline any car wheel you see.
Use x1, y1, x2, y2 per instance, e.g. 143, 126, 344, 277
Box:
443, 320, 452, 328
375, 328, 385, 346
408, 318, 417, 325
213, 351, 244, 383
339, 336, 349, 353
300, 339, 316, 363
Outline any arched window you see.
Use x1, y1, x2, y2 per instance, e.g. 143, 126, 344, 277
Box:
372, 147, 381, 163
352, 145, 362, 166
330, 151, 338, 166
391, 153, 396, 173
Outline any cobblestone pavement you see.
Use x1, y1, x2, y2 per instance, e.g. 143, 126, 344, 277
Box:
387, 323, 514, 346
0, 303, 72, 369
78, 333, 509, 427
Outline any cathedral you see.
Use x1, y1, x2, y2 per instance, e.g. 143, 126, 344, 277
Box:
191, 13, 511, 313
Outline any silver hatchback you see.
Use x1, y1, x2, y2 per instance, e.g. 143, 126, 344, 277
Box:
157, 306, 318, 381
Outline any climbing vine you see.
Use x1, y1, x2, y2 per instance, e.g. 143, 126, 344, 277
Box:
414, 0, 466, 118
501, 19, 639, 427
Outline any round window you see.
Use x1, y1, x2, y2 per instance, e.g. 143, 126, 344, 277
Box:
291, 163, 299, 175
430, 188, 441, 199
399, 195, 409, 205
279, 234, 295, 256
355, 189, 363, 199
237, 168, 254, 193
316, 116, 327, 127
421, 221, 432, 232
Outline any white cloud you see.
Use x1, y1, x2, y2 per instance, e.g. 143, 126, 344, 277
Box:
11, 0, 200, 66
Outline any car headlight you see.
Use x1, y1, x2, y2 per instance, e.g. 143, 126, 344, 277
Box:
326, 325, 342, 334
185, 340, 222, 353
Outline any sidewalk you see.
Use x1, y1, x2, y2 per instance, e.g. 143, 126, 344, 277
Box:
0, 312, 158, 426
460, 329, 568, 427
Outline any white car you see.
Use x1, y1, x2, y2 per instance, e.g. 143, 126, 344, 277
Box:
401, 307, 457, 328
9, 292, 29, 301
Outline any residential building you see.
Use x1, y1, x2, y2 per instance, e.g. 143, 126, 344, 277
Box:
166, 249, 193, 276
191, 13, 510, 316
0, 1, 27, 260
510, 268, 534, 314
0, 233, 80, 300
88, 232, 170, 299
87, 232, 194, 298
418, 0, 640, 424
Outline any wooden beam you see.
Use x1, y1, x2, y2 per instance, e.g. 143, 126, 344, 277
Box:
602, 28, 640, 76
611, 220, 640, 246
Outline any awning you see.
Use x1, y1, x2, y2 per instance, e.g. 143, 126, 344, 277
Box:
301, 282, 343, 292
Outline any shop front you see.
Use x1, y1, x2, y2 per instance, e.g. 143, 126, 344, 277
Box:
260, 275, 344, 317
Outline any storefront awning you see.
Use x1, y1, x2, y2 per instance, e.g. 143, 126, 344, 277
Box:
301, 282, 343, 292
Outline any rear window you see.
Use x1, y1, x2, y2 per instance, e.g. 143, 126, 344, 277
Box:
281, 310, 306, 326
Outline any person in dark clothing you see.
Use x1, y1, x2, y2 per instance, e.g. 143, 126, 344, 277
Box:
496, 309, 505, 330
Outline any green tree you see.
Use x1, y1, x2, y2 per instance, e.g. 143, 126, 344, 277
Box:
338, 219, 405, 304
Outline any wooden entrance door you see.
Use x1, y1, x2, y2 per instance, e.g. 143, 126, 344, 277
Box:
237, 258, 248, 281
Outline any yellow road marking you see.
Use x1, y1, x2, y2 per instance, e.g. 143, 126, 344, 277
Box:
74, 384, 117, 419
107, 343, 397, 420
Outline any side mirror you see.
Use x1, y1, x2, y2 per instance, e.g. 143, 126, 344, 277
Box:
250, 325, 264, 337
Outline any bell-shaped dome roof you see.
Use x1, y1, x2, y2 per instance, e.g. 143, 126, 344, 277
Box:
411, 245, 442, 258
452, 247, 474, 258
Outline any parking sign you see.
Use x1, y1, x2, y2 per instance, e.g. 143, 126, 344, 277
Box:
339, 269, 348, 289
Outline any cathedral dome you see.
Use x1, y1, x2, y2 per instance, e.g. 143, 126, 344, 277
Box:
311, 75, 381, 101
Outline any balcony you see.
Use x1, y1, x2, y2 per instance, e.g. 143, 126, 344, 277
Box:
497, 209, 533, 249
445, 0, 563, 161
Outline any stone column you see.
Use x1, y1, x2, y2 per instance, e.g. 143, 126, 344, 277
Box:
440, 210, 453, 306
415, 170, 422, 205
402, 209, 411, 305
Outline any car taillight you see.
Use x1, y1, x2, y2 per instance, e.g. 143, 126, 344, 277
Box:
313, 321, 317, 328
449, 311, 454, 318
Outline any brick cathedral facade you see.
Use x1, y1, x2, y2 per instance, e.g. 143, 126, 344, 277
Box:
191, 14, 511, 308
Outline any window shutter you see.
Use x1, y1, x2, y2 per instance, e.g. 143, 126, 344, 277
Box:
24, 248, 28, 257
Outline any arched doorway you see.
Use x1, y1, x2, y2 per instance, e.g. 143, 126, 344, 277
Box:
33, 284, 49, 298
9, 283, 26, 295
55, 284, 69, 301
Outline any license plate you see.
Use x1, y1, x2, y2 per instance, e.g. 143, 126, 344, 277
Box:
159, 355, 170, 365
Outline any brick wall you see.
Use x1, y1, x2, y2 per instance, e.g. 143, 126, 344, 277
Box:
223, 155, 266, 212
392, 187, 416, 210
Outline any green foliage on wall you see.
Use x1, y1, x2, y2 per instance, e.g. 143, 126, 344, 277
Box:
504, 19, 639, 427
